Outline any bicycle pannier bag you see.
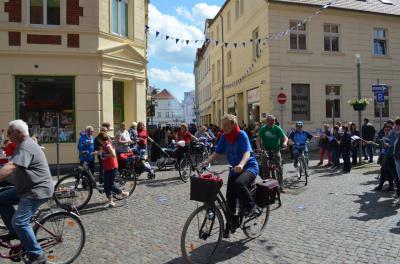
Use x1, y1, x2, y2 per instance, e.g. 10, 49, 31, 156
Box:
190, 173, 223, 204
255, 179, 280, 208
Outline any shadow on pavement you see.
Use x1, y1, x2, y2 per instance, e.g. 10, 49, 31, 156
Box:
139, 176, 185, 188
164, 238, 252, 264
363, 169, 380, 176
347, 191, 398, 221
390, 221, 400, 235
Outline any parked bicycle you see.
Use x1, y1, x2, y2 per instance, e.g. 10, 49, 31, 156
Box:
181, 166, 274, 264
255, 149, 284, 189
179, 140, 209, 183
54, 151, 136, 210
0, 186, 85, 264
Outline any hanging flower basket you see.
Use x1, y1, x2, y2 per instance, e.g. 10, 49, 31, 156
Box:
348, 98, 371, 111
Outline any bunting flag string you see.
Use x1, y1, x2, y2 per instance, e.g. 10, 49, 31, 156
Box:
145, 0, 336, 48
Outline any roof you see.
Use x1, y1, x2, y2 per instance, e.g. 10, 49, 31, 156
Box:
269, 0, 400, 16
153, 89, 176, 100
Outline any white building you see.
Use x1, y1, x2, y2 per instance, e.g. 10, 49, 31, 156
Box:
183, 91, 196, 124
152, 89, 184, 126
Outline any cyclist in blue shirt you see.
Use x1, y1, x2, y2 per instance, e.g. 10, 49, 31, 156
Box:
288, 121, 314, 168
204, 114, 259, 238
77, 126, 95, 175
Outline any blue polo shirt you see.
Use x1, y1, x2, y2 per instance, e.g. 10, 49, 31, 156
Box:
215, 131, 259, 177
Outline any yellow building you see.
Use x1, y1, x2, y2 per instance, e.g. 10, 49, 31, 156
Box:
0, 0, 148, 164
196, 0, 400, 131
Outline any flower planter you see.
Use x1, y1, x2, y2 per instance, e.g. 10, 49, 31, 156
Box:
352, 104, 366, 111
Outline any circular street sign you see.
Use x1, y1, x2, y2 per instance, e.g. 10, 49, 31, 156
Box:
277, 93, 287, 105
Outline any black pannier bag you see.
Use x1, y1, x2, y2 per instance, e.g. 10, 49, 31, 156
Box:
255, 179, 282, 208
190, 173, 223, 204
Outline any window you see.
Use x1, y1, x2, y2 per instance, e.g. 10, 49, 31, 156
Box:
227, 11, 231, 31
227, 51, 232, 76
374, 88, 390, 118
30, 0, 60, 25
168, 101, 171, 107
112, 0, 128, 37
217, 60, 221, 82
16, 76, 75, 143
253, 27, 260, 59
113, 81, 125, 129
325, 85, 341, 118
292, 84, 310, 121
157, 112, 161, 118
166, 112, 169, 118
212, 64, 215, 84
324, 24, 340, 52
290, 21, 307, 50
373, 28, 387, 55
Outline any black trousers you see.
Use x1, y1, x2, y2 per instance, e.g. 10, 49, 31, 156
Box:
226, 171, 256, 216
341, 150, 351, 173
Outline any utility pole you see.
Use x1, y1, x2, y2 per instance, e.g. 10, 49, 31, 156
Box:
220, 14, 225, 124
356, 54, 362, 164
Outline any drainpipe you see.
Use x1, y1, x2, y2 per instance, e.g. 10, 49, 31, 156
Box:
220, 14, 225, 121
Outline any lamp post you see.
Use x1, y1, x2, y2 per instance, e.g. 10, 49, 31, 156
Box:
356, 53, 362, 164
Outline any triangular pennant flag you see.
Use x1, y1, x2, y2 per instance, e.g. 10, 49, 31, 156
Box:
186, 40, 190, 45
243, 42, 246, 48
166, 35, 170, 40
156, 31, 160, 37
195, 40, 199, 43
250, 39, 254, 43
258, 39, 261, 44
205, 38, 209, 43
225, 43, 229, 48
145, 25, 149, 30
234, 43, 237, 48
216, 41, 219, 46
176, 39, 180, 44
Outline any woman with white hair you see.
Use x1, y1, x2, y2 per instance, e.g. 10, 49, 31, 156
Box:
203, 114, 259, 238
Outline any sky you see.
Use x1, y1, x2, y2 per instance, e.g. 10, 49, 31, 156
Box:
147, 0, 225, 101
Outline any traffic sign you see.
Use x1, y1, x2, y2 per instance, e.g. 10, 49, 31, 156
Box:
376, 92, 385, 103
372, 84, 388, 93
277, 93, 287, 105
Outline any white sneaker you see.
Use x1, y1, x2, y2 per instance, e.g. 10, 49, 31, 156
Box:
115, 191, 129, 199
103, 201, 116, 208
393, 198, 400, 205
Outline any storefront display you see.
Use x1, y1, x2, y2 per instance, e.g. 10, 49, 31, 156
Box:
16, 76, 75, 143
247, 88, 260, 123
227, 96, 236, 115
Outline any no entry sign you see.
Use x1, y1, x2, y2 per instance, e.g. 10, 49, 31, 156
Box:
277, 93, 287, 105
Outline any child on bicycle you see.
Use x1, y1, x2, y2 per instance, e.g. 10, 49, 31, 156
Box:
96, 132, 129, 208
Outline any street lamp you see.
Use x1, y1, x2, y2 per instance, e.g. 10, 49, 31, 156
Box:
356, 53, 362, 164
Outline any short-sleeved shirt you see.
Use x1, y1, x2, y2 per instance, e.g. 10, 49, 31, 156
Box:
289, 131, 313, 145
10, 137, 53, 199
216, 131, 259, 177
258, 125, 286, 151
116, 130, 131, 153
102, 141, 118, 171
177, 131, 191, 145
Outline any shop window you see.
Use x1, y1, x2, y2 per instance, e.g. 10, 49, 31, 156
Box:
290, 20, 307, 50
16, 76, 75, 143
113, 81, 125, 129
374, 88, 390, 118
325, 85, 341, 118
292, 84, 310, 121
30, 0, 60, 25
112, 0, 128, 37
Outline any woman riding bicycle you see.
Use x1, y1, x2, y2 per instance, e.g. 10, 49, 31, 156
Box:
176, 123, 196, 164
203, 114, 259, 238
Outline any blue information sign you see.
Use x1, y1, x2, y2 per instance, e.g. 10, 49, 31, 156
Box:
376, 92, 385, 103
372, 84, 388, 93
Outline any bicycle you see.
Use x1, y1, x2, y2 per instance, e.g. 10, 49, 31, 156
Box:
0, 187, 85, 264
293, 144, 309, 185
256, 150, 284, 189
53, 152, 137, 210
181, 167, 270, 264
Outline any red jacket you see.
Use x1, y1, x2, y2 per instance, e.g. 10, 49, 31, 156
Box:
138, 129, 147, 146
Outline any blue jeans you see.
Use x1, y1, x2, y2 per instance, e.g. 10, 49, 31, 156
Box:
104, 169, 122, 197
0, 187, 47, 257
292, 145, 308, 167
363, 144, 373, 161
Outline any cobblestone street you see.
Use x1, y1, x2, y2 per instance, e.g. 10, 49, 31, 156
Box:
74, 157, 400, 264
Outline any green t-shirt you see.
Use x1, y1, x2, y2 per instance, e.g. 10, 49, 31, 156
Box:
258, 124, 286, 151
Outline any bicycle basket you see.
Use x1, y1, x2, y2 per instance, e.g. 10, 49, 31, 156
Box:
255, 179, 280, 208
54, 187, 78, 211
190, 173, 223, 204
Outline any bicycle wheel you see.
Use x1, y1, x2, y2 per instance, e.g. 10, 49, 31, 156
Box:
201, 150, 209, 164
54, 174, 92, 211
302, 157, 308, 186
34, 211, 85, 264
243, 205, 270, 239
115, 169, 137, 197
179, 158, 192, 183
181, 205, 224, 264
297, 158, 303, 180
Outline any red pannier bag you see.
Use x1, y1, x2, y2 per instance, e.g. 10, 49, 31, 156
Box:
255, 179, 281, 208
190, 173, 223, 204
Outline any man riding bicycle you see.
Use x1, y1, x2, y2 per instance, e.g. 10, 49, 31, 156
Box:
288, 121, 314, 168
256, 115, 288, 186
203, 114, 259, 238
0, 120, 53, 264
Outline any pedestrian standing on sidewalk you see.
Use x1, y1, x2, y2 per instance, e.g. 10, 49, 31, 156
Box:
318, 124, 332, 166
350, 123, 360, 164
340, 124, 352, 174
362, 118, 376, 163
96, 132, 128, 208
374, 124, 395, 191
94, 126, 108, 185
330, 125, 341, 169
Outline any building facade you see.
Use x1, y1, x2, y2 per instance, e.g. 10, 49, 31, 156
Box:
182, 90, 196, 124
0, 0, 149, 164
195, 0, 400, 131
152, 89, 184, 126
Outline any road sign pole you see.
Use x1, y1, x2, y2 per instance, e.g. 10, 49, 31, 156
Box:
280, 105, 283, 130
